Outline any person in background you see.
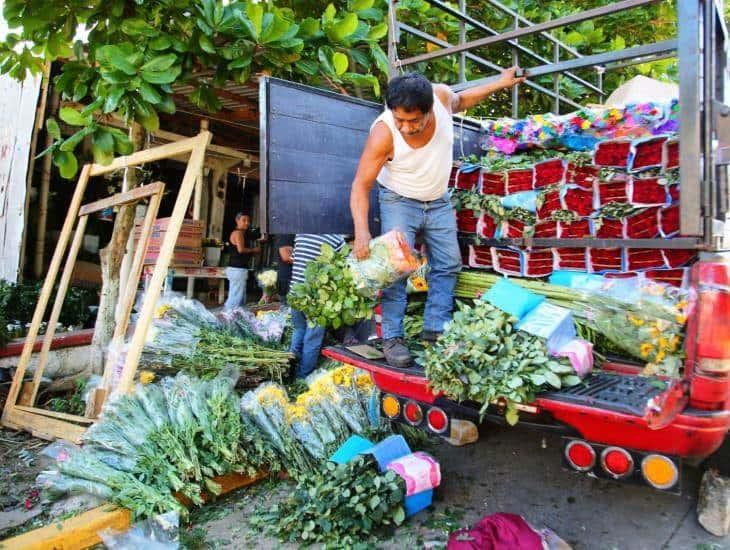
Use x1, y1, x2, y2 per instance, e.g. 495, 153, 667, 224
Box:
289, 233, 345, 377
224, 213, 261, 310
275, 234, 294, 304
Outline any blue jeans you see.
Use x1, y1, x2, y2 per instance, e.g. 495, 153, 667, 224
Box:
224, 267, 248, 310
379, 186, 461, 339
290, 308, 326, 378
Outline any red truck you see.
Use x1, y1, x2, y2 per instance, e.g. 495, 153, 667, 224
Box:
260, 1, 729, 494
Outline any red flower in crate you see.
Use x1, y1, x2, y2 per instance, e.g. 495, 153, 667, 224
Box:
594, 139, 632, 167
565, 163, 598, 189
492, 248, 524, 276
456, 210, 479, 233
478, 213, 498, 239
523, 248, 554, 278
533, 219, 558, 238
659, 204, 680, 237
625, 248, 665, 271
455, 168, 480, 191
625, 207, 660, 239
605, 271, 638, 280
534, 159, 566, 189
468, 244, 493, 269
588, 248, 624, 273
481, 170, 506, 196
561, 187, 595, 217
502, 218, 529, 238
448, 166, 459, 188
537, 190, 562, 220
645, 268, 689, 288
553, 247, 588, 271
505, 168, 534, 194
595, 179, 629, 206
557, 218, 592, 239
630, 137, 667, 171
595, 217, 624, 239
628, 176, 669, 206
668, 184, 680, 202
663, 138, 680, 170
662, 249, 697, 269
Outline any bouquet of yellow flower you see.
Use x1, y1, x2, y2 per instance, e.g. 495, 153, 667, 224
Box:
256, 270, 278, 304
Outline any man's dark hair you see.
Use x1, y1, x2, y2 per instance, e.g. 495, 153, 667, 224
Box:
385, 72, 433, 113
235, 212, 249, 221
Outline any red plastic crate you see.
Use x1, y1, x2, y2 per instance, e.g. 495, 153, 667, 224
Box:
492, 247, 524, 276
468, 244, 493, 269
480, 170, 506, 196
594, 217, 624, 239
534, 158, 565, 189
537, 189, 562, 220
625, 248, 666, 271
448, 166, 459, 188
668, 184, 680, 202
624, 207, 660, 239
454, 168, 480, 191
477, 213, 498, 239
594, 139, 632, 168
557, 218, 592, 238
565, 163, 598, 189
630, 137, 667, 172
663, 138, 680, 170
588, 248, 624, 273
595, 179, 629, 206
501, 218, 530, 239
552, 247, 588, 271
645, 267, 690, 288
523, 248, 554, 278
560, 186, 595, 217
628, 176, 669, 206
456, 210, 479, 233
533, 219, 558, 238
505, 168, 534, 194
659, 204, 680, 237
662, 249, 698, 269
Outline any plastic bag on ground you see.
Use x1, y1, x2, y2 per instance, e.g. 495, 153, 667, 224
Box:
100, 510, 179, 550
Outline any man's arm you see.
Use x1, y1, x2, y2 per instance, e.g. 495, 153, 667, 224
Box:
350, 122, 393, 260
279, 245, 293, 264
232, 232, 261, 254
435, 66, 526, 114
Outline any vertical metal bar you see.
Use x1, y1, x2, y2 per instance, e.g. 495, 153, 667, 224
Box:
387, 0, 399, 78
597, 68, 604, 104
678, 0, 703, 237
512, 15, 519, 118
703, 0, 716, 245
458, 0, 466, 84
552, 41, 560, 114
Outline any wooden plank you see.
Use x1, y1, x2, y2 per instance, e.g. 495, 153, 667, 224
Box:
14, 406, 95, 424
28, 215, 89, 405
2, 165, 92, 429
115, 132, 212, 394
4, 407, 87, 442
17, 383, 34, 406
88, 135, 203, 176
174, 470, 269, 507
0, 505, 131, 550
78, 181, 164, 216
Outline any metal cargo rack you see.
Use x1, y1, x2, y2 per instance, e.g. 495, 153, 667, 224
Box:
386, 0, 730, 251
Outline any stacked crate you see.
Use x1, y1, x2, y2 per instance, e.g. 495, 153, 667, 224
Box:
133, 217, 203, 266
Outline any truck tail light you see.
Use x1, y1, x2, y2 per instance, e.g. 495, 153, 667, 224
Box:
403, 401, 422, 425
565, 440, 596, 472
641, 454, 679, 490
426, 407, 448, 433
601, 447, 634, 479
382, 394, 400, 419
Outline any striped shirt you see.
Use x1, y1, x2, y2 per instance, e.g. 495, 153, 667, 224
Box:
291, 234, 346, 285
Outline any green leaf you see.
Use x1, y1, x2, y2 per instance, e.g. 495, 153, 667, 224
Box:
367, 22, 388, 41
332, 52, 348, 75
393, 506, 405, 525
369, 43, 389, 75
121, 18, 157, 37
323, 4, 337, 25
111, 131, 134, 155
199, 34, 216, 54
134, 104, 159, 132
261, 11, 296, 44
228, 56, 252, 70
59, 125, 93, 152
140, 66, 182, 85
149, 36, 172, 51
350, 0, 374, 11
331, 13, 359, 41
103, 87, 125, 113
505, 407, 519, 426
52, 150, 78, 179
299, 18, 321, 38
562, 375, 582, 387
343, 72, 380, 96
318, 47, 336, 76
59, 107, 90, 127
141, 54, 177, 72
247, 2, 264, 37
46, 118, 61, 140
91, 129, 115, 165
97, 45, 138, 76
138, 82, 162, 104
507, 376, 523, 389
564, 31, 584, 46
544, 371, 562, 389
357, 7, 383, 20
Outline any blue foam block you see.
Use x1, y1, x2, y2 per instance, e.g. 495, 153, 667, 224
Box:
329, 435, 374, 465
362, 435, 411, 472
482, 278, 544, 319
405, 490, 433, 516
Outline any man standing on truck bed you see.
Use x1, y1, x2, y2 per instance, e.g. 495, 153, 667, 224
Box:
349, 67, 525, 368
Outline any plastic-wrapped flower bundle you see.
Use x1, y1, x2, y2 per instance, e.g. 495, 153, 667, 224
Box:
256, 270, 278, 304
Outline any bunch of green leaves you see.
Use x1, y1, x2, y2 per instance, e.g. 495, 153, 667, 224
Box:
288, 244, 374, 329
404, 300, 425, 341
1, 0, 390, 178
505, 207, 536, 226
550, 209, 580, 223
46, 377, 87, 416
419, 300, 581, 425
253, 456, 406, 547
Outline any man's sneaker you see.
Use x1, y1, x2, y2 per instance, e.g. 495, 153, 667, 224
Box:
382, 337, 413, 369
420, 330, 442, 343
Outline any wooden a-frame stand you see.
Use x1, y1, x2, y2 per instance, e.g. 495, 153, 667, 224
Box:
1, 131, 212, 442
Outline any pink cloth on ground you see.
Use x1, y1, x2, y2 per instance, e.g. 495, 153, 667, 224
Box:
385, 451, 441, 496
447, 513, 544, 550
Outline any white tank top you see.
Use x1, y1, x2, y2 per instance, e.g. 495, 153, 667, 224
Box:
372, 94, 454, 202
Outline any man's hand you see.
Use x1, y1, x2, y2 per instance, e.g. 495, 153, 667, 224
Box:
353, 231, 371, 260
497, 66, 527, 89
